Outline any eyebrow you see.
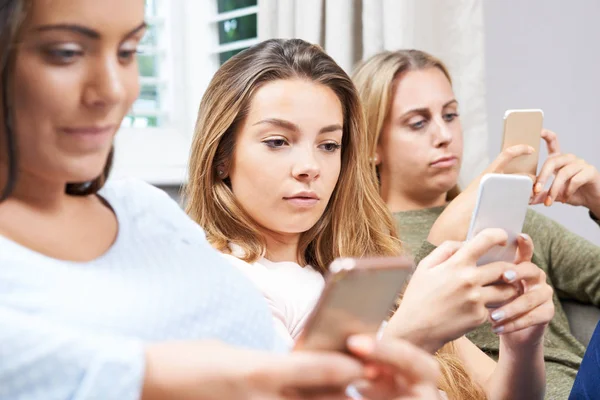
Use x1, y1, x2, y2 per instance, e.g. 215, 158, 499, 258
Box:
400, 99, 459, 118
253, 118, 343, 134
34, 21, 147, 40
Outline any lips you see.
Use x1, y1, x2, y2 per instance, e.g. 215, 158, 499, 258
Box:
283, 192, 320, 208
430, 156, 458, 168
62, 125, 116, 135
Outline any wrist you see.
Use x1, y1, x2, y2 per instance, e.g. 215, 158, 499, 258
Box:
384, 316, 444, 354
498, 334, 544, 359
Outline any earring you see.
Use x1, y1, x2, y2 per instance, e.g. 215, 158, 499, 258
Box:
216, 165, 227, 179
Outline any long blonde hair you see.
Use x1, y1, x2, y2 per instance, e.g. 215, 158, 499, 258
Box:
352, 50, 460, 201
353, 50, 483, 399
185, 39, 400, 273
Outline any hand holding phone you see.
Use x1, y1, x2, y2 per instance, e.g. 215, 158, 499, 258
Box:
501, 109, 543, 175
294, 257, 412, 353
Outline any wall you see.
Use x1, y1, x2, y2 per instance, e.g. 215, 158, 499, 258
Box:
484, 0, 600, 245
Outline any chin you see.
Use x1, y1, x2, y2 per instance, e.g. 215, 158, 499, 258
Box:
279, 217, 321, 235
62, 153, 112, 184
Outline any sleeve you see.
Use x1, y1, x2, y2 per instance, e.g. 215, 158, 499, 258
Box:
413, 241, 438, 266
0, 306, 145, 400
527, 210, 600, 306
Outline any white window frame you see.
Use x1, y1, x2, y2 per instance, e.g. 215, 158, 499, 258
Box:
111, 1, 259, 186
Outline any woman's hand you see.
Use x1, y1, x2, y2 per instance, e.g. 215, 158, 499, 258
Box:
532, 130, 600, 217
428, 145, 535, 246
387, 229, 530, 354
483, 234, 551, 400
347, 335, 442, 400
489, 234, 554, 347
142, 340, 365, 400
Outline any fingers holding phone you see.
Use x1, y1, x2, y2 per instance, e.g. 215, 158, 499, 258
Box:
389, 228, 526, 354
531, 130, 600, 213
347, 335, 442, 400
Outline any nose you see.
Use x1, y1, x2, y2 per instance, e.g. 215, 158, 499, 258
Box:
82, 56, 126, 108
431, 117, 453, 148
291, 147, 320, 182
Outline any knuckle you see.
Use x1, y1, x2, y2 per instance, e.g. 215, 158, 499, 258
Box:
460, 270, 478, 288
466, 289, 482, 306
475, 308, 488, 324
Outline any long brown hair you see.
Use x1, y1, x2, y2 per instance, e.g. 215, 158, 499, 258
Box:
185, 38, 400, 273
352, 49, 460, 201
353, 50, 483, 399
0, 0, 113, 201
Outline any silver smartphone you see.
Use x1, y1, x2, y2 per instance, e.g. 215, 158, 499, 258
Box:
466, 173, 533, 266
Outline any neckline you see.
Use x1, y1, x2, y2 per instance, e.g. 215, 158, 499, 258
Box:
0, 191, 125, 265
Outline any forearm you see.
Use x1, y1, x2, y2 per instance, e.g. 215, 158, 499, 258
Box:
485, 338, 545, 400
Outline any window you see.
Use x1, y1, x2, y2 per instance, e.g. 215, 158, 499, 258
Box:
214, 0, 258, 65
111, 0, 259, 185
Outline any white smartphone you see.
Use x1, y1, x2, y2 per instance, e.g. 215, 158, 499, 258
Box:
466, 174, 533, 266
294, 256, 412, 353
501, 109, 544, 175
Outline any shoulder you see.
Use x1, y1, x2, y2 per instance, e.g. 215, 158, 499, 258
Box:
100, 178, 179, 213
100, 178, 205, 240
523, 207, 565, 237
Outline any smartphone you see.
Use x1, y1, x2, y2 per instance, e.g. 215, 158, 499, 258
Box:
466, 174, 533, 266
501, 109, 544, 175
294, 256, 412, 353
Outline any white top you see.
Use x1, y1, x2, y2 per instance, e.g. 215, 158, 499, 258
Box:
222, 245, 325, 346
0, 179, 283, 400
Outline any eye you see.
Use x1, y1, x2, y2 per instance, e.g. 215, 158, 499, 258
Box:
262, 138, 289, 148
443, 112, 459, 122
319, 142, 342, 153
45, 46, 84, 64
118, 48, 139, 64
409, 119, 427, 130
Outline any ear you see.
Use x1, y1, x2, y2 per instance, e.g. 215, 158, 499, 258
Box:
373, 147, 382, 166
216, 163, 229, 179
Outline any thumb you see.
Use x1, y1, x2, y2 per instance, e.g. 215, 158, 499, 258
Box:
487, 144, 535, 173
418, 241, 463, 270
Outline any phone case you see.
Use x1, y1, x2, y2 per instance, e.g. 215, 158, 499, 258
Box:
467, 174, 533, 266
501, 109, 544, 175
294, 256, 413, 352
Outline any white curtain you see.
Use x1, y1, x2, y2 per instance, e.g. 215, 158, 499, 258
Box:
258, 0, 489, 186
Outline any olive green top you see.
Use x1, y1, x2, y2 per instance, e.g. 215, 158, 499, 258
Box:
397, 207, 600, 400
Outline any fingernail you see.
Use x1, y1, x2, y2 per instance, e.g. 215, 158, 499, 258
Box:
491, 310, 506, 322
534, 183, 542, 194
519, 233, 531, 241
504, 270, 517, 282
544, 196, 553, 206
347, 336, 375, 355
493, 325, 505, 334
527, 146, 535, 154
